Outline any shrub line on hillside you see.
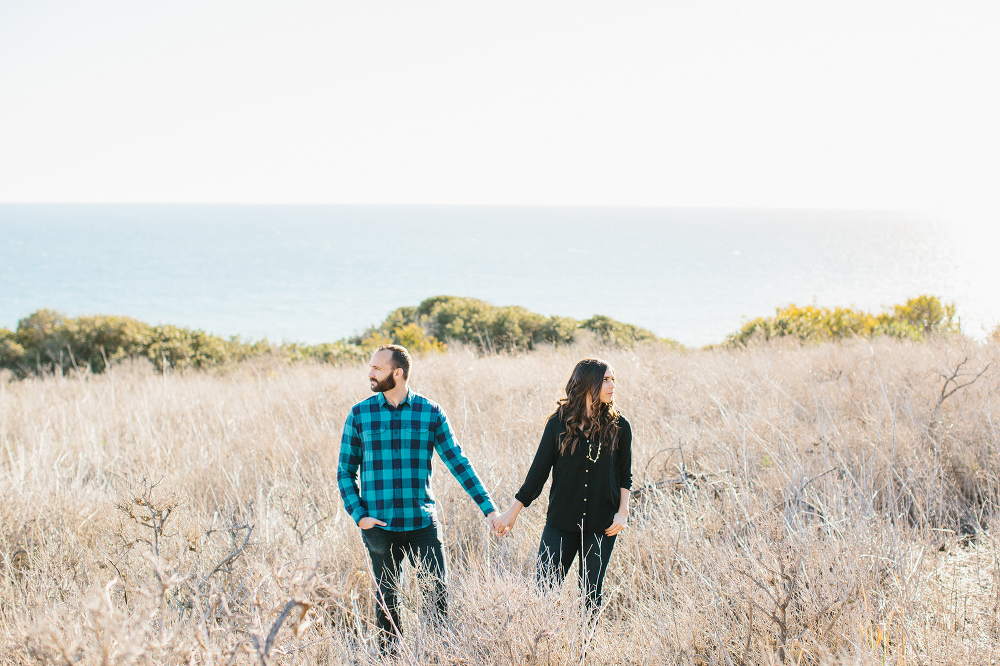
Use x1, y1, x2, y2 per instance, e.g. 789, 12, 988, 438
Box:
726, 295, 959, 346
0, 294, 969, 379
0, 296, 672, 379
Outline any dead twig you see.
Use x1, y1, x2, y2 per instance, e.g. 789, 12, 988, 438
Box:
935, 355, 992, 408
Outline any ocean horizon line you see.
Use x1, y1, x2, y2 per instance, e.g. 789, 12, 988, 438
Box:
3, 204, 993, 347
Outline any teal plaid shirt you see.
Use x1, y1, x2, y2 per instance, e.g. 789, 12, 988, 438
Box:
338, 388, 496, 531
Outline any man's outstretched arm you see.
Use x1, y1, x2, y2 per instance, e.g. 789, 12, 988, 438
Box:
432, 408, 497, 527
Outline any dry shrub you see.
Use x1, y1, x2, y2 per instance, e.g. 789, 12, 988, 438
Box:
1, 336, 998, 664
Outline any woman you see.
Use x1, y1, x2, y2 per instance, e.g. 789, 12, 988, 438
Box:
494, 357, 632, 612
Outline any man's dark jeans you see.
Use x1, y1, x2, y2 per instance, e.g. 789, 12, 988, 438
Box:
537, 523, 617, 611
361, 523, 446, 652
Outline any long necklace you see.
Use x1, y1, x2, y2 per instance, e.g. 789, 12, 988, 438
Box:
586, 437, 601, 463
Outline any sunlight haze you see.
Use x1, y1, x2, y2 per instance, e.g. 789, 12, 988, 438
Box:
1, 1, 998, 227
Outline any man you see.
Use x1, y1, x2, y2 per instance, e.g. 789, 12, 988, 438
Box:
338, 344, 498, 653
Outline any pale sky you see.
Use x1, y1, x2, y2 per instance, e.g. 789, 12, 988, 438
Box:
1, 1, 999, 224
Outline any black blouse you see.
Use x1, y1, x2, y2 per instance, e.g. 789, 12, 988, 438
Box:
514, 413, 633, 533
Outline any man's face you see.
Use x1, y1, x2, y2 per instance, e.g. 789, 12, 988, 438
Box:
368, 349, 398, 393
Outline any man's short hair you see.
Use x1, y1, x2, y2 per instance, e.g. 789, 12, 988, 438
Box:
377, 344, 412, 380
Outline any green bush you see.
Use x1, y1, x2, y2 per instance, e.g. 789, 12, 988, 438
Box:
412, 296, 563, 351
0, 327, 26, 373
68, 314, 152, 370
282, 341, 367, 365
146, 325, 234, 371
10, 309, 73, 374
0, 307, 446, 378
1, 310, 155, 376
891, 295, 958, 334
1, 298, 679, 379
353, 295, 674, 353
0, 311, 283, 377
388, 323, 447, 353
0, 295, 966, 379
582, 314, 661, 347
727, 295, 957, 347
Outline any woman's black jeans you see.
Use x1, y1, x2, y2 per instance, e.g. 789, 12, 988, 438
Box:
361, 523, 446, 652
537, 523, 617, 611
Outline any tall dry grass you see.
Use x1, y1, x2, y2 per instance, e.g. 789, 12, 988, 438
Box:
1, 336, 998, 665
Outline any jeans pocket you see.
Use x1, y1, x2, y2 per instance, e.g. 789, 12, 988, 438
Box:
362, 527, 390, 555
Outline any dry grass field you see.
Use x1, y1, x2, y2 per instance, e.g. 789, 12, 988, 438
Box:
1, 336, 998, 665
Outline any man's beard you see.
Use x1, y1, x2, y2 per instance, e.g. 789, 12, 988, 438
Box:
371, 374, 396, 393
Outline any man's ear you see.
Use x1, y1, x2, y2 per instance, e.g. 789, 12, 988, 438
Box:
394, 367, 405, 381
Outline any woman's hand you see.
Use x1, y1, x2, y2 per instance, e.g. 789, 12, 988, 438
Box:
605, 511, 628, 536
493, 503, 522, 537
606, 489, 631, 536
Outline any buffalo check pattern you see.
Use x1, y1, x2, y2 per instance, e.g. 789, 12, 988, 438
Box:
338, 389, 496, 531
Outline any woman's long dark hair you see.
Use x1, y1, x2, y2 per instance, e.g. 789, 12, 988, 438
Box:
552, 358, 620, 455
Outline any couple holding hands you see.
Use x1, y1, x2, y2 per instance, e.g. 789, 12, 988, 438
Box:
338, 344, 632, 654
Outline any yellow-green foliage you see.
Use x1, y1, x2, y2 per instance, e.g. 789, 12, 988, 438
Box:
0, 310, 381, 378
144, 326, 274, 371
2, 295, 962, 379
358, 296, 573, 352
728, 295, 957, 346
0, 328, 24, 365
279, 341, 367, 366
892, 294, 959, 335
356, 295, 671, 353
5, 297, 672, 379
362, 322, 447, 354
581, 314, 664, 347
2, 310, 152, 375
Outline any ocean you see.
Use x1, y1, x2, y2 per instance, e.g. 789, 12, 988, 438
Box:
1, 205, 995, 347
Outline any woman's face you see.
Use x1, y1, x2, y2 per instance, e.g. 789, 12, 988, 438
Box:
599, 368, 616, 404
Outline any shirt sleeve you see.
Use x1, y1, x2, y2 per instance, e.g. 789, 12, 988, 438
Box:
514, 415, 560, 508
618, 417, 633, 491
337, 410, 367, 524
433, 408, 496, 516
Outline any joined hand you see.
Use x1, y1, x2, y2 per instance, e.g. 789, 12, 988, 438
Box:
492, 508, 518, 536
486, 511, 499, 535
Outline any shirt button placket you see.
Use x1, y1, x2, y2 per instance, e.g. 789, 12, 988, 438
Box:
582, 439, 589, 524
392, 407, 402, 510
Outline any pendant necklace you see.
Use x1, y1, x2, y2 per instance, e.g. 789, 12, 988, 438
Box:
586, 437, 601, 463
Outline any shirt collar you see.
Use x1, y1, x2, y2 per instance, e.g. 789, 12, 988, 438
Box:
378, 387, 413, 410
